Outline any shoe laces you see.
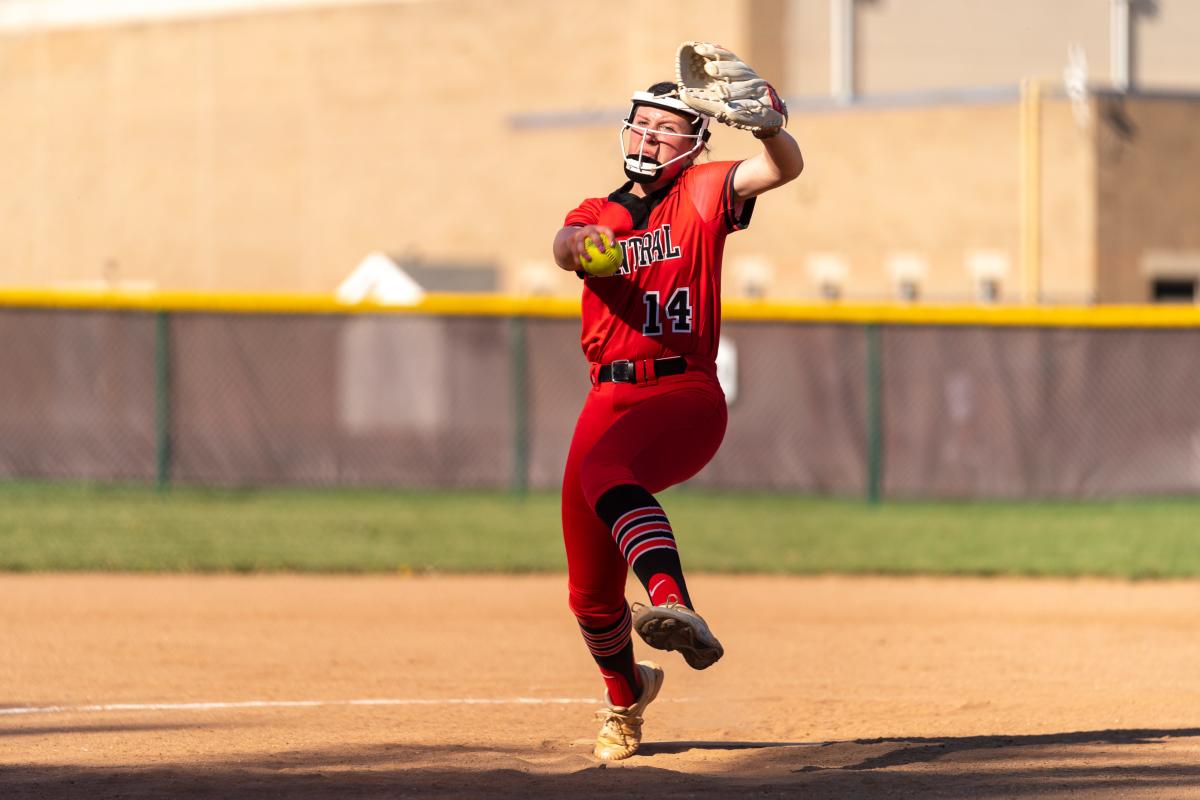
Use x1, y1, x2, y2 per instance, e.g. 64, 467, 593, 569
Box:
659, 599, 695, 617
633, 599, 691, 613
595, 706, 642, 740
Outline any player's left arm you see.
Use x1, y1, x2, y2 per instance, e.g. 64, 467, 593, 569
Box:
731, 129, 804, 203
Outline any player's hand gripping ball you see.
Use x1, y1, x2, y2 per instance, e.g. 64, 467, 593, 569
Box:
580, 234, 623, 277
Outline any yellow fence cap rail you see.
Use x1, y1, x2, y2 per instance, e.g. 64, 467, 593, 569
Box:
2, 288, 1200, 327
0, 288, 582, 318
720, 300, 1200, 327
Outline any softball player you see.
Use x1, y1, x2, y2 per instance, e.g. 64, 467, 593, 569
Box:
551, 75, 802, 760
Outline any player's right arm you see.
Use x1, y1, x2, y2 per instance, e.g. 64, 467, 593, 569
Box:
731, 128, 803, 202
553, 224, 617, 271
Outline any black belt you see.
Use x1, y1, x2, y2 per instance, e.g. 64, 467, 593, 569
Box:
597, 356, 688, 384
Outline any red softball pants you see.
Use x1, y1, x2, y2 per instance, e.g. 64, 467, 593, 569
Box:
561, 360, 728, 627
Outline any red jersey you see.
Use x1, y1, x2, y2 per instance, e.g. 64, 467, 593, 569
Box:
563, 160, 755, 366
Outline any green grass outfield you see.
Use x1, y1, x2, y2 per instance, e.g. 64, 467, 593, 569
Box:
2, 482, 1199, 577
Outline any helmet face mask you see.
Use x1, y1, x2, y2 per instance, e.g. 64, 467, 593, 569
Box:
619, 90, 711, 184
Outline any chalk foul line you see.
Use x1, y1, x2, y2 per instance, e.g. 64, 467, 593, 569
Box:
0, 697, 637, 717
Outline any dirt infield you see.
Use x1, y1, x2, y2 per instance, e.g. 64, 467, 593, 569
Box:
2, 574, 1199, 798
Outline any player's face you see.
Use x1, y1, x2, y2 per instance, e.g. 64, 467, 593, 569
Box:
625, 106, 697, 179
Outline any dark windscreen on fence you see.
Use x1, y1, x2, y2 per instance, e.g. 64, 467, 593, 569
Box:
2, 306, 1199, 499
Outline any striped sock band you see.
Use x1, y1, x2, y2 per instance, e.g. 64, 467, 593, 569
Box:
611, 505, 678, 569
595, 484, 694, 611
579, 605, 633, 659
578, 605, 641, 706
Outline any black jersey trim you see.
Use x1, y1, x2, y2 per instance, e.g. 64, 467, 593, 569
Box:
607, 176, 678, 229
722, 162, 757, 232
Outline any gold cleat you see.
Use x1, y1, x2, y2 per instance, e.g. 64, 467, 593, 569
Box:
593, 661, 664, 761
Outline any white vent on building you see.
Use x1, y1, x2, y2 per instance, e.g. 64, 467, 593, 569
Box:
886, 253, 927, 302
806, 253, 848, 300
733, 256, 775, 299
515, 261, 560, 296
1142, 250, 1200, 276
967, 249, 1010, 303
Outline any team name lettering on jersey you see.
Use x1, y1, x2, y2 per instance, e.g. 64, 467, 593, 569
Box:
567, 161, 751, 364
617, 224, 682, 274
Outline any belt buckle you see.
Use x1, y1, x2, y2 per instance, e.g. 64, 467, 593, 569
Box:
610, 359, 635, 383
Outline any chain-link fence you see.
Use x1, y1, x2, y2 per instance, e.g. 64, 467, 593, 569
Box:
3, 303, 1200, 499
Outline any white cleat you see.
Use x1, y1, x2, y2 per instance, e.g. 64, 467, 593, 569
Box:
631, 601, 724, 670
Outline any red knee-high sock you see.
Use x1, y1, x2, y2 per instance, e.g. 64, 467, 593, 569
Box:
646, 573, 688, 607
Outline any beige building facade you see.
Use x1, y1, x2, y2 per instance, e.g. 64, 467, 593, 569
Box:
1, 0, 1198, 302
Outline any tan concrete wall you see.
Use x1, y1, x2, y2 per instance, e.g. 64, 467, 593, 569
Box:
782, 0, 831, 97
1095, 95, 1200, 303
0, 0, 757, 293
1140, 0, 1200, 91
761, 0, 1200, 100
857, 0, 1110, 94
0, 0, 1195, 301
856, 0, 1200, 95
716, 97, 1096, 304
728, 102, 1028, 301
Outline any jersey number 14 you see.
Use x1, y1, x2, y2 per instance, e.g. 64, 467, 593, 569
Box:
642, 288, 693, 336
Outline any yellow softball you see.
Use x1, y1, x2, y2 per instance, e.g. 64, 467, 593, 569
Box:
580, 234, 623, 277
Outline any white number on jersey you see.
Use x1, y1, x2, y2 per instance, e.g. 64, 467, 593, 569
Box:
666, 288, 692, 333
642, 288, 693, 336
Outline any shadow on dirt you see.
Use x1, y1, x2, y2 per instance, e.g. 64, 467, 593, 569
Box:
803, 727, 1200, 771
2, 728, 1198, 799
640, 739, 819, 755
0, 721, 227, 738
